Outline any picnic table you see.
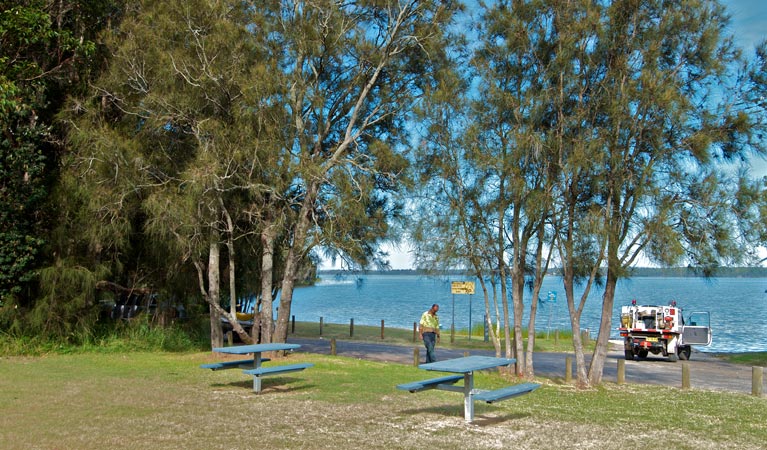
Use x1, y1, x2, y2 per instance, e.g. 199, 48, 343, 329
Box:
397, 355, 540, 423
201, 343, 313, 393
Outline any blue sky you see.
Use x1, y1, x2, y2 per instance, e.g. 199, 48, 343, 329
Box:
725, 0, 767, 51
725, 0, 767, 177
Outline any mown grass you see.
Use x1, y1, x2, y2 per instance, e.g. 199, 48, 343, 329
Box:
717, 352, 767, 367
0, 351, 764, 450
290, 320, 767, 366
288, 320, 584, 353
4, 317, 764, 367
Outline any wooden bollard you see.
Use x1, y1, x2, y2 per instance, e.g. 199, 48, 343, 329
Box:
320, 317, 324, 335
565, 356, 572, 383
681, 362, 690, 389
350, 318, 354, 337
413, 322, 418, 342
330, 337, 337, 356
226, 331, 233, 347
381, 319, 385, 340
753, 366, 764, 396
464, 351, 469, 357
413, 348, 420, 366
617, 359, 625, 385
554, 329, 559, 346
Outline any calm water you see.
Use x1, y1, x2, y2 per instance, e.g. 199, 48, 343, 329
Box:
287, 274, 767, 353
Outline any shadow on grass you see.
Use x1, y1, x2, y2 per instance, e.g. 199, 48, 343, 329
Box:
210, 377, 315, 394
470, 412, 530, 427
400, 405, 531, 425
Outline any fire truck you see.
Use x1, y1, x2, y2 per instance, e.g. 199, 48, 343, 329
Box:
618, 300, 711, 361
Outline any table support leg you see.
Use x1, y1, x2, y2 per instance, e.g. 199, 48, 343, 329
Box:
464, 372, 474, 422
253, 352, 263, 393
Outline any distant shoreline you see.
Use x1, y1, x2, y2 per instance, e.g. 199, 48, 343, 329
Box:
319, 267, 767, 278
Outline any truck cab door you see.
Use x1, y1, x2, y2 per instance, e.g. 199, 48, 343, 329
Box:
681, 312, 712, 346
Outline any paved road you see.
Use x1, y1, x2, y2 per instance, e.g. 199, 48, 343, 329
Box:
288, 337, 764, 395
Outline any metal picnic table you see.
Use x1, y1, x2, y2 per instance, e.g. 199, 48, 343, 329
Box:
397, 355, 521, 422
208, 343, 308, 393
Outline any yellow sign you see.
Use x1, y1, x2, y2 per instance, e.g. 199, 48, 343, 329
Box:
451, 281, 475, 295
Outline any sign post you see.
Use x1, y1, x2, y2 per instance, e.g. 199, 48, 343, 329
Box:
451, 281, 475, 342
546, 291, 557, 338
469, 293, 472, 339
451, 293, 455, 343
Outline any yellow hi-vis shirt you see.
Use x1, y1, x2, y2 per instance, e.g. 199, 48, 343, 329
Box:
420, 311, 440, 332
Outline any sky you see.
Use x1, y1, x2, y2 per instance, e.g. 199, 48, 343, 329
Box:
323, 0, 767, 271
723, 0, 767, 177
725, 0, 767, 51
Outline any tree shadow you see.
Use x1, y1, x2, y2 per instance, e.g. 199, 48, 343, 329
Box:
211, 376, 315, 394
401, 405, 531, 425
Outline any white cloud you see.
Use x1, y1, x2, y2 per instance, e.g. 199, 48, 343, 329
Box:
318, 242, 414, 270
383, 242, 415, 269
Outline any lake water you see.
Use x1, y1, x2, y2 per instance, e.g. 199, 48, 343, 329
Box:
287, 274, 767, 353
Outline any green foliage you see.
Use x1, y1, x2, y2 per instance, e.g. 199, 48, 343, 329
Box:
31, 259, 109, 338
411, 0, 767, 386
0, 0, 119, 303
0, 312, 210, 355
4, 0, 764, 357
56, 0, 462, 347
84, 316, 209, 353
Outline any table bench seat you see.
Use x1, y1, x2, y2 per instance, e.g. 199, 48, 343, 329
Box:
473, 382, 541, 404
200, 358, 270, 371
242, 362, 314, 377
396, 375, 464, 393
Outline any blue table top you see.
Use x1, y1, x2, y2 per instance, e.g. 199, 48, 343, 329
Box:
212, 343, 300, 354
419, 355, 516, 373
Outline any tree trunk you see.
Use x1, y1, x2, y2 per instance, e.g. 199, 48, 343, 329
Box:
226, 244, 236, 318
526, 221, 550, 378
500, 263, 512, 361
524, 298, 538, 379
223, 207, 237, 320
274, 185, 315, 342
588, 269, 618, 385
195, 232, 253, 349
562, 268, 589, 388
476, 274, 502, 357
509, 207, 526, 377
569, 314, 589, 387
259, 220, 277, 343
207, 240, 224, 349
524, 277, 542, 379
511, 267, 526, 377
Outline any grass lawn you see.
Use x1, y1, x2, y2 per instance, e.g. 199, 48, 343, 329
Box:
288, 320, 767, 365
288, 320, 584, 353
1, 351, 765, 449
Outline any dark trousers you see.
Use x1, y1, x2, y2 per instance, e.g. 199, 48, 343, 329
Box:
423, 332, 437, 363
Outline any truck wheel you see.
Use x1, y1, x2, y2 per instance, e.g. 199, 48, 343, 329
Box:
637, 349, 648, 359
624, 349, 634, 360
678, 346, 691, 361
